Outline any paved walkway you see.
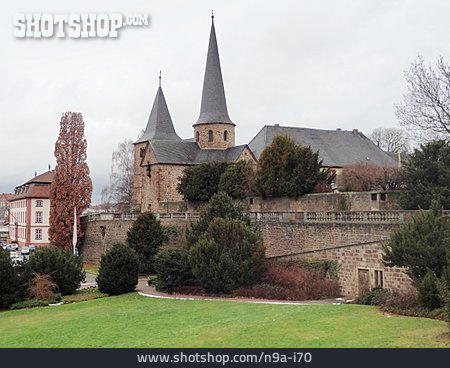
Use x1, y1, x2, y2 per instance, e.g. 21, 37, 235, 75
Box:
81, 273, 348, 305
136, 277, 348, 305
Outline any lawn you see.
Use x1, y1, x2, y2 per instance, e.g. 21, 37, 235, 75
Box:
0, 293, 448, 348
83, 263, 99, 275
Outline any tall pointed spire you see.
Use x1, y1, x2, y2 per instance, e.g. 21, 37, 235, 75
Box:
136, 76, 181, 143
194, 14, 234, 126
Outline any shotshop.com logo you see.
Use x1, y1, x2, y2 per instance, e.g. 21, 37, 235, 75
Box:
13, 13, 150, 38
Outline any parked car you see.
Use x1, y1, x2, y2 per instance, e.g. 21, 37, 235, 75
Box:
28, 244, 37, 252
21, 247, 30, 256
10, 250, 19, 259
9, 244, 19, 251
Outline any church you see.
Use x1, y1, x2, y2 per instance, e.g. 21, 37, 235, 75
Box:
132, 15, 396, 213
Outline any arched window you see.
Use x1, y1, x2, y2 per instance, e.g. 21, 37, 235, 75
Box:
208, 130, 213, 142
196, 131, 200, 142
224, 130, 228, 141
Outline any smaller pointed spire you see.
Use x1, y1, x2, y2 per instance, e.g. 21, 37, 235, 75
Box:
136, 75, 181, 143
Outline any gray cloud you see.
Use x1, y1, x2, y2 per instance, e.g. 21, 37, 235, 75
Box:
1, 0, 449, 203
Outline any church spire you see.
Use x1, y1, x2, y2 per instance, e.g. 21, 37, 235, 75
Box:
194, 14, 234, 126
136, 75, 181, 143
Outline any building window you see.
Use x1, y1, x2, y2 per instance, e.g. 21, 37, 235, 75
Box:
208, 130, 213, 142
224, 130, 228, 141
380, 193, 386, 201
140, 147, 146, 158
196, 131, 200, 142
36, 211, 42, 223
374, 270, 384, 288
36, 200, 43, 207
35, 229, 42, 240
371, 193, 377, 201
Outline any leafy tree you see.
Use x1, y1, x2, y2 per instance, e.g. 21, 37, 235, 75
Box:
23, 247, 85, 295
218, 160, 255, 199
49, 112, 92, 248
337, 162, 402, 192
126, 212, 167, 274
0, 248, 23, 308
395, 56, 450, 140
101, 139, 134, 213
383, 200, 450, 283
97, 243, 139, 295
399, 140, 450, 210
369, 127, 410, 153
189, 218, 266, 294
177, 162, 230, 201
186, 192, 249, 248
154, 248, 196, 290
255, 135, 331, 198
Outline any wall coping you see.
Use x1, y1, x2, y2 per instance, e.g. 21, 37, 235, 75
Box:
82, 210, 449, 225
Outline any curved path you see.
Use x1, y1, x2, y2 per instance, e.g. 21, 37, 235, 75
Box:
136, 277, 348, 306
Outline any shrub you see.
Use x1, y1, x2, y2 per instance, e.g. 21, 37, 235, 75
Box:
23, 247, 85, 295
218, 160, 255, 199
383, 200, 450, 282
177, 162, 230, 201
186, 192, 249, 248
255, 135, 332, 198
10, 299, 56, 310
0, 248, 24, 309
356, 287, 391, 306
383, 286, 419, 310
418, 270, 441, 310
147, 275, 158, 287
28, 273, 58, 300
97, 243, 139, 295
127, 212, 167, 274
154, 248, 197, 290
234, 262, 340, 300
337, 163, 402, 192
189, 218, 266, 294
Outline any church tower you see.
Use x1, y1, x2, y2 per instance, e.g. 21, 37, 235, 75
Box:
194, 13, 235, 149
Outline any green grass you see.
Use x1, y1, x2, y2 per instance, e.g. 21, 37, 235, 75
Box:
83, 263, 99, 275
62, 288, 107, 303
0, 293, 448, 348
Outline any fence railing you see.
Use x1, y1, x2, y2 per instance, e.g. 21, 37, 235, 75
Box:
82, 210, 449, 224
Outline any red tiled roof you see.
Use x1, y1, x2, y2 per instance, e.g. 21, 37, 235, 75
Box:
25, 171, 55, 185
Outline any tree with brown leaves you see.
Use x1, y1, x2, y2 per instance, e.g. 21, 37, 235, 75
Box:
49, 112, 92, 248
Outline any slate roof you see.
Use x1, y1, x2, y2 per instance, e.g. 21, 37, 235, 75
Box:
149, 140, 248, 165
194, 16, 234, 126
12, 171, 55, 200
136, 86, 181, 143
248, 125, 398, 167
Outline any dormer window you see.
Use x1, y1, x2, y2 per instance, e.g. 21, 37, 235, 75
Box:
224, 130, 228, 141
208, 130, 213, 142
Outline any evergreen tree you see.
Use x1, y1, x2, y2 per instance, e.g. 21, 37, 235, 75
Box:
218, 160, 255, 199
418, 270, 441, 310
0, 249, 23, 308
383, 200, 450, 282
255, 135, 331, 198
399, 140, 450, 210
126, 212, 167, 274
49, 112, 92, 248
186, 192, 249, 248
97, 243, 139, 295
177, 162, 230, 201
189, 218, 266, 294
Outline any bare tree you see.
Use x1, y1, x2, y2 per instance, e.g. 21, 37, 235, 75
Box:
395, 56, 450, 141
102, 139, 134, 213
369, 127, 409, 153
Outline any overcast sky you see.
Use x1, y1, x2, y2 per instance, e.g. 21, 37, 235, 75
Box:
1, 0, 449, 203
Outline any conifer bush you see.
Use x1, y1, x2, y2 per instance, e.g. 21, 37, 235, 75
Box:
97, 243, 139, 295
0, 248, 23, 309
23, 247, 85, 295
154, 248, 197, 290
127, 212, 167, 274
189, 218, 266, 294
418, 270, 441, 310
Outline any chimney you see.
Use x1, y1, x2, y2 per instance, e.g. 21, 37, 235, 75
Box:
336, 128, 341, 131
352, 129, 359, 134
